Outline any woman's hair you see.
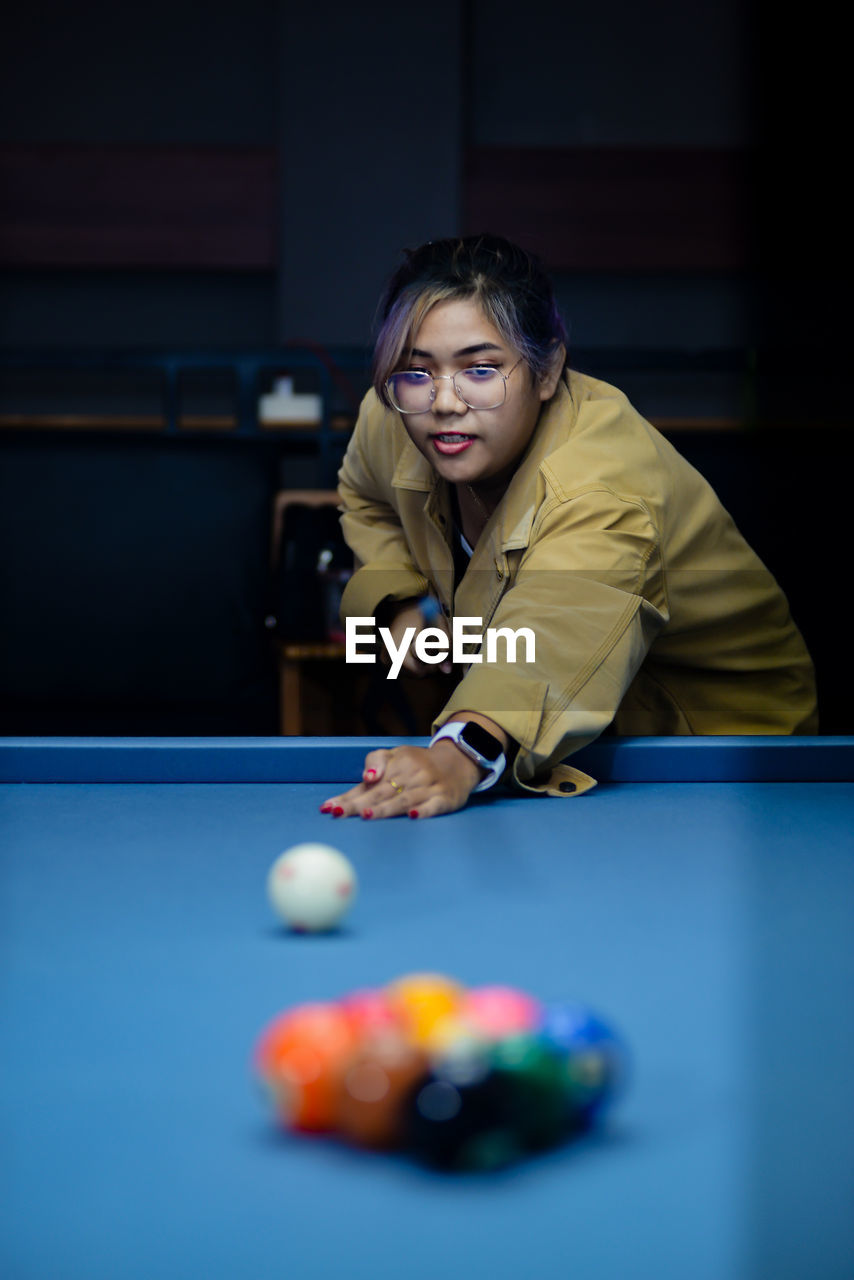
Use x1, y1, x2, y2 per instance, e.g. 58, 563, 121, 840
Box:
371, 234, 569, 406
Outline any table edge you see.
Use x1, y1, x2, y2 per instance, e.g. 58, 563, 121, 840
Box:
1, 736, 853, 783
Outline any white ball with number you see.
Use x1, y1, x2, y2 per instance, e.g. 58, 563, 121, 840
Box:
267, 843, 358, 932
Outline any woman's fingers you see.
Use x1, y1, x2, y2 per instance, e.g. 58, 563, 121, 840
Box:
321, 745, 475, 820
360, 747, 393, 785
320, 747, 404, 815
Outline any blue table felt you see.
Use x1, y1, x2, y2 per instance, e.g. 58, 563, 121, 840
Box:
1, 737, 853, 1280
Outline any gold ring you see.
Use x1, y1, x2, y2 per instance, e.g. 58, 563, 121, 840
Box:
389, 777, 404, 794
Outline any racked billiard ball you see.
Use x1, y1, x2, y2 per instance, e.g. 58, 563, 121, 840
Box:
540, 1001, 629, 1127
254, 1002, 360, 1132
384, 972, 466, 1046
339, 987, 401, 1041
404, 1036, 523, 1171
462, 985, 544, 1041
488, 1033, 569, 1151
336, 1031, 430, 1150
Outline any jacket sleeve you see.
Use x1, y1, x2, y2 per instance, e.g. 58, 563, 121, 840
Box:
337, 404, 430, 619
436, 484, 670, 793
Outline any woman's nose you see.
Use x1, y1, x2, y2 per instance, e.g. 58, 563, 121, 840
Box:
432, 375, 468, 414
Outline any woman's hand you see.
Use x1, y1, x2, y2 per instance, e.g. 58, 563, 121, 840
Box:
320, 740, 483, 820
381, 600, 453, 676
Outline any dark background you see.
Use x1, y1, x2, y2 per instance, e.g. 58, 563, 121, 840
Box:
1, 0, 850, 734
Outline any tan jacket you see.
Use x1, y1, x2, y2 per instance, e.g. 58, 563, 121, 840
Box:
338, 371, 817, 795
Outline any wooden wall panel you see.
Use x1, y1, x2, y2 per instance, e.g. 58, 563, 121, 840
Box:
1, 144, 751, 273
0, 145, 277, 268
463, 147, 753, 271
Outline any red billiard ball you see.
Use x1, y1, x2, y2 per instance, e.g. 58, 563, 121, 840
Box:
339, 988, 401, 1041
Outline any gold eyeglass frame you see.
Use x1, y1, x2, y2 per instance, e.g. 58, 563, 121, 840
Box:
386, 357, 523, 414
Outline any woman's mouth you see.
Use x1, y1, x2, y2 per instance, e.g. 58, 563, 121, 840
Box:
431, 433, 475, 455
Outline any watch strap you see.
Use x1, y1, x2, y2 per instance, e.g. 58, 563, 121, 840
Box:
429, 722, 506, 792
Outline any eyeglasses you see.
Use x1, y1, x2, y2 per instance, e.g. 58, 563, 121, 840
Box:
386, 357, 523, 414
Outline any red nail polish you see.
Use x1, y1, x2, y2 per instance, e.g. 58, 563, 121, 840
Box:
332, 806, 344, 817
409, 809, 419, 819
319, 804, 333, 813
365, 769, 377, 779
362, 809, 373, 819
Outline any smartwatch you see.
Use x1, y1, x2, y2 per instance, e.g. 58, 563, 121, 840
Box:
429, 721, 506, 792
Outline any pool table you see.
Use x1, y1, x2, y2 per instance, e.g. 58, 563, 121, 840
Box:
2, 735, 853, 1280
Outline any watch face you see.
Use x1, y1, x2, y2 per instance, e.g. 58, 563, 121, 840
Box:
460, 721, 503, 763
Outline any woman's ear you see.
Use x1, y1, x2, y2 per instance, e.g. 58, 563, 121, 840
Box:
538, 343, 567, 401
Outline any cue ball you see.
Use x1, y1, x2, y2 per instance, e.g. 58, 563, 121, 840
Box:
267, 843, 358, 932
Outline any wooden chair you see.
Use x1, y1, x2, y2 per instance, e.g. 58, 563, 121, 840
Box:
270, 490, 347, 735
270, 489, 458, 736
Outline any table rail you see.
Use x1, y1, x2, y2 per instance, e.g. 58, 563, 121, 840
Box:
1, 737, 852, 784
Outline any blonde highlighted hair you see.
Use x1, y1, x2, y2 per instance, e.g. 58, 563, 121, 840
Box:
372, 235, 568, 407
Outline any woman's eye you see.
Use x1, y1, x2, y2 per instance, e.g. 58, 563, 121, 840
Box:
400, 370, 430, 384
463, 366, 498, 380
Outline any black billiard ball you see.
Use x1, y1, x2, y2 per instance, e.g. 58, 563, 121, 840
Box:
404, 1038, 523, 1171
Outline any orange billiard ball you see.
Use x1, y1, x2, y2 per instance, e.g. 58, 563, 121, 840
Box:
255, 1003, 360, 1132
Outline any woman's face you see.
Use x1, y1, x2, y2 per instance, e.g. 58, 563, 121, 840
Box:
398, 297, 563, 490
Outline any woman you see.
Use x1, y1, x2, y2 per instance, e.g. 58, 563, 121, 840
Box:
321, 235, 816, 820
